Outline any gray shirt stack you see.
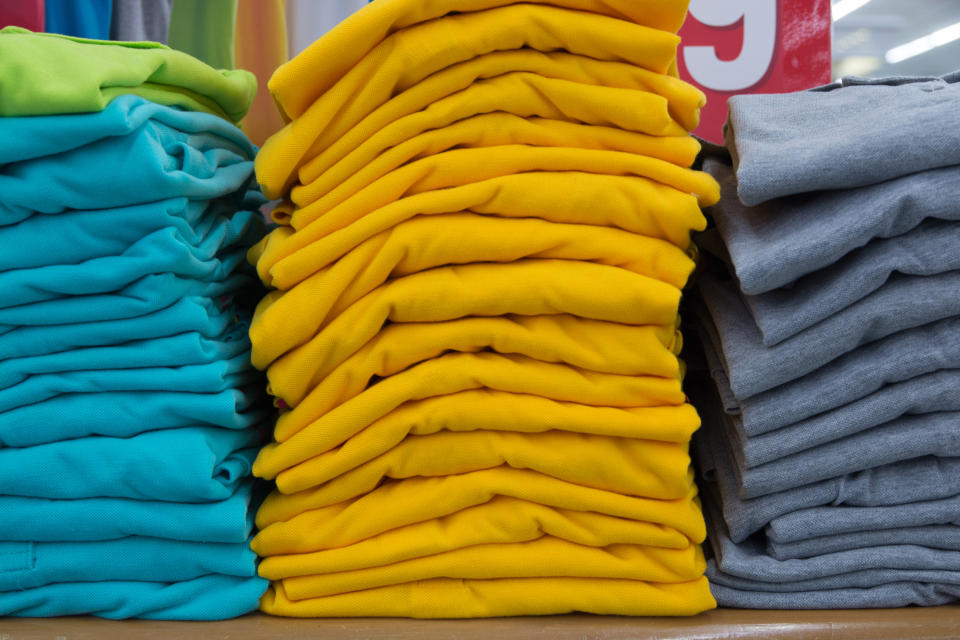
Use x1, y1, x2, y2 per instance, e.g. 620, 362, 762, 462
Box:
692, 72, 960, 609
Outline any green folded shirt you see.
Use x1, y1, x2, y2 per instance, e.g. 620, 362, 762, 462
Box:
0, 27, 255, 122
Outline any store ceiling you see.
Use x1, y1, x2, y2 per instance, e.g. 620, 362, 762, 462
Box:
832, 0, 960, 78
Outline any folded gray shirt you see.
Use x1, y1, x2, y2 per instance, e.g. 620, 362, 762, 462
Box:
768, 526, 960, 561
709, 577, 960, 609
726, 410, 960, 498
705, 499, 960, 590
725, 71, 960, 205
691, 381, 960, 542
702, 316, 960, 435
744, 219, 960, 345
731, 369, 960, 467
768, 493, 960, 545
699, 270, 960, 399
704, 157, 960, 295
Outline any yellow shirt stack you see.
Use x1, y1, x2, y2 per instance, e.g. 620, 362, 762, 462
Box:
248, 0, 721, 618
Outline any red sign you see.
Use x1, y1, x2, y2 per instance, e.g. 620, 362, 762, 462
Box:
677, 0, 832, 143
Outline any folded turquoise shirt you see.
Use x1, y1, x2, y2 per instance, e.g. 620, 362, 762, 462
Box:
0, 95, 256, 165
0, 198, 213, 271
0, 353, 257, 413
0, 295, 239, 359
0, 114, 256, 225
0, 426, 261, 501
0, 388, 267, 447
0, 536, 256, 591
0, 211, 264, 308
1, 480, 259, 542
0, 324, 250, 389
0, 574, 267, 619
0, 272, 255, 326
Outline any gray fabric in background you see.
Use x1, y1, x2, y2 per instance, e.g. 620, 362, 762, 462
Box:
110, 0, 174, 43
708, 572, 960, 609
691, 384, 960, 542
699, 270, 960, 399
726, 410, 960, 498
745, 219, 960, 346
768, 493, 960, 544
768, 526, 960, 561
724, 73, 960, 206
732, 369, 960, 467
704, 158, 960, 295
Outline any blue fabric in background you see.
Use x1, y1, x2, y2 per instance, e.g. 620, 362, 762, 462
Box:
0, 536, 258, 591
44, 0, 112, 40
0, 574, 267, 619
0, 427, 261, 501
0, 388, 268, 447
0, 480, 258, 543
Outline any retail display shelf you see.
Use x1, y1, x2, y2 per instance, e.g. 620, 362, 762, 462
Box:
3, 607, 960, 639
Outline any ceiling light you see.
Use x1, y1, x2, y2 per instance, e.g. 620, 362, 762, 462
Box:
832, 0, 873, 22
886, 20, 960, 63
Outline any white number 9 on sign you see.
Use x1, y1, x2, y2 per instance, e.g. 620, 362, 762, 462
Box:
682, 0, 777, 91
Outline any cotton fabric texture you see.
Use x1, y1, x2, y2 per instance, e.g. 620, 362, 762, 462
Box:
248, 0, 717, 618
0, 38, 267, 619
693, 72, 960, 608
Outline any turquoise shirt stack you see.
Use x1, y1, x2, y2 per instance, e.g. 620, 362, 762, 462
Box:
0, 29, 269, 619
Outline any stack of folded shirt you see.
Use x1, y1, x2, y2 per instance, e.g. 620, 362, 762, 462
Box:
0, 29, 270, 619
692, 71, 960, 608
246, 0, 722, 618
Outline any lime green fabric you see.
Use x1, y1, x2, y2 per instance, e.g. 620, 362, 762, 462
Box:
168, 0, 237, 71
0, 26, 254, 121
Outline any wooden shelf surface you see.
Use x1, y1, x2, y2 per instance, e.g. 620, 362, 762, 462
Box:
3, 607, 960, 639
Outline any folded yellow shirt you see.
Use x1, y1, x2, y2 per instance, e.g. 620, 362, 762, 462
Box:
287, 146, 718, 232
275, 428, 692, 499
265, 393, 700, 495
254, 467, 705, 553
253, 175, 706, 291
256, 352, 686, 477
269, 315, 682, 410
269, 0, 691, 122
291, 112, 699, 215
258, 495, 694, 580
257, 69, 694, 204
279, 50, 705, 203
254, 259, 683, 405
275, 393, 703, 502
262, 575, 715, 617
250, 214, 693, 367
280, 537, 706, 600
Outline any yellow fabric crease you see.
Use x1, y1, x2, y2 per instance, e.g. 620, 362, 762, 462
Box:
248, 214, 693, 368
261, 576, 716, 617
268, 315, 683, 409
280, 538, 706, 600
269, 0, 692, 121
251, 173, 707, 289
253, 468, 705, 552
274, 429, 692, 498
255, 351, 686, 476
258, 496, 694, 580
287, 49, 705, 196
